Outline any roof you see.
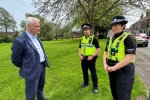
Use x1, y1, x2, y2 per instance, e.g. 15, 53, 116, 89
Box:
133, 16, 150, 25
0, 32, 15, 37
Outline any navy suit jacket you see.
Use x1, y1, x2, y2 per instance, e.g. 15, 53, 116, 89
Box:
11, 32, 50, 80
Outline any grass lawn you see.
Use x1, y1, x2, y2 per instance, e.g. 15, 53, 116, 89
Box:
0, 38, 147, 100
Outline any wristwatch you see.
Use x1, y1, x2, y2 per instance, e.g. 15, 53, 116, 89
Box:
92, 55, 95, 58
111, 67, 115, 71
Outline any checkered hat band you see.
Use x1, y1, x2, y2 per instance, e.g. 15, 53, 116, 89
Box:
83, 25, 90, 29
112, 19, 125, 23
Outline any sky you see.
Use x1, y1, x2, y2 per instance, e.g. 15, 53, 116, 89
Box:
0, 0, 141, 31
0, 0, 36, 31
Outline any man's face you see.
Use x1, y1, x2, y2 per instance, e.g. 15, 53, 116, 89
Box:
28, 20, 40, 36
83, 28, 91, 36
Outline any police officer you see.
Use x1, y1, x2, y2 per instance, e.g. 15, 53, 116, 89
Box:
103, 15, 136, 100
79, 23, 100, 93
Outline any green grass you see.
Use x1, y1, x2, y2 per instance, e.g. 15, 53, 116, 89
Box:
0, 39, 147, 100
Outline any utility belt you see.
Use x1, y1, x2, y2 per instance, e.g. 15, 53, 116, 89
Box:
82, 55, 98, 60
106, 59, 122, 73
107, 59, 134, 74
106, 59, 118, 66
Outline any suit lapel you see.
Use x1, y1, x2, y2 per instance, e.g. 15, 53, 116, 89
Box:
25, 32, 38, 53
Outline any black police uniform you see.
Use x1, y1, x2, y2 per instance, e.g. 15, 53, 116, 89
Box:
79, 36, 100, 89
105, 31, 136, 100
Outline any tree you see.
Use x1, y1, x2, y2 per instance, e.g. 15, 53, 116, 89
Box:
0, 7, 17, 34
52, 22, 72, 40
20, 13, 54, 39
53, 23, 61, 40
40, 22, 54, 40
60, 24, 71, 40
13, 30, 20, 38
32, 0, 149, 35
20, 13, 45, 32
20, 20, 26, 34
25, 13, 45, 24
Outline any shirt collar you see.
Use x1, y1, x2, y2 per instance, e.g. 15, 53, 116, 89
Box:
26, 31, 37, 38
85, 35, 91, 39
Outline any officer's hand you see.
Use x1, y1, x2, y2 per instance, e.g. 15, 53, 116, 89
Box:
104, 64, 109, 72
87, 56, 93, 61
80, 55, 84, 60
107, 67, 113, 72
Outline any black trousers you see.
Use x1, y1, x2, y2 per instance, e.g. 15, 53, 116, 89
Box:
108, 63, 135, 100
81, 56, 98, 89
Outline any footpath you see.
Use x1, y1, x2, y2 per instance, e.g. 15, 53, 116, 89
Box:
135, 48, 150, 100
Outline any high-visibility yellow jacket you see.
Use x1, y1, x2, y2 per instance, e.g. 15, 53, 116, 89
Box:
81, 35, 96, 56
107, 32, 135, 63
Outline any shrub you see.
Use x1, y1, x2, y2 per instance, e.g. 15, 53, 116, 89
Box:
40, 38, 45, 41
4, 35, 13, 43
98, 34, 104, 39
45, 38, 53, 41
0, 38, 4, 43
0, 33, 13, 43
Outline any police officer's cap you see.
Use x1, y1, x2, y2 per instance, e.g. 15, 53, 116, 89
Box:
82, 23, 92, 29
110, 15, 128, 26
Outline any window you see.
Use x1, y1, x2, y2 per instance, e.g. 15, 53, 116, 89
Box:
144, 21, 146, 27
135, 24, 137, 29
138, 23, 140, 29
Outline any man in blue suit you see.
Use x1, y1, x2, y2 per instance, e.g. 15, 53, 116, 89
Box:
11, 17, 51, 100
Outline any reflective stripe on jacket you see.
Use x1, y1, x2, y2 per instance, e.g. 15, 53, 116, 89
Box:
81, 35, 96, 56
107, 32, 135, 63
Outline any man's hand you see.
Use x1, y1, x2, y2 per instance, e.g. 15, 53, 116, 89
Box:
87, 56, 93, 61
79, 55, 84, 60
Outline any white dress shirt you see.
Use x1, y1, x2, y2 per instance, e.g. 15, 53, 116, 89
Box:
26, 31, 45, 63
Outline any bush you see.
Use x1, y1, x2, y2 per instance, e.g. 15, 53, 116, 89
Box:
98, 34, 104, 39
0, 33, 13, 43
4, 35, 13, 43
0, 38, 4, 43
40, 38, 53, 41
65, 36, 70, 39
40, 38, 45, 41
45, 38, 53, 41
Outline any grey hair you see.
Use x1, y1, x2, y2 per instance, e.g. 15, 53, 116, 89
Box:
26, 17, 40, 28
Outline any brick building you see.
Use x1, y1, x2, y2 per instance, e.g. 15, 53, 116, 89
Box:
130, 10, 150, 36
54, 31, 82, 39
0, 32, 15, 37
124, 28, 130, 33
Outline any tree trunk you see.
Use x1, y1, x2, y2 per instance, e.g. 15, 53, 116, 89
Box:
62, 33, 63, 40
90, 23, 96, 36
71, 31, 73, 39
5, 25, 7, 35
56, 33, 57, 40
72, 33, 73, 39
4, 16, 7, 34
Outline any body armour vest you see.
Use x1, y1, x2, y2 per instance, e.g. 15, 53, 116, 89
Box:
81, 35, 96, 56
107, 32, 135, 63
